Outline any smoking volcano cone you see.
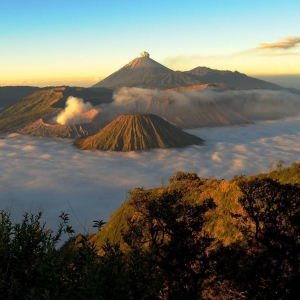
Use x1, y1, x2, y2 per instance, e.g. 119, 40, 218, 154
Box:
74, 113, 203, 151
92, 52, 173, 88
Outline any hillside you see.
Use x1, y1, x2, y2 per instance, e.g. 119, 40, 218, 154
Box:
87, 161, 300, 254
0, 86, 41, 108
0, 89, 62, 133
2, 162, 300, 299
74, 113, 203, 151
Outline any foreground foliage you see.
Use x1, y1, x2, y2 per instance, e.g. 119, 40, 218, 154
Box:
1, 167, 300, 299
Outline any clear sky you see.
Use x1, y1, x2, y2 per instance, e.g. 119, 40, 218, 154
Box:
1, 0, 300, 87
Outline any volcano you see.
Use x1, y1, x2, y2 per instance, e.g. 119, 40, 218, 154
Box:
74, 113, 203, 151
92, 52, 173, 88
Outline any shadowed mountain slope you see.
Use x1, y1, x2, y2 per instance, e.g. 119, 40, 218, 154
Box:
0, 89, 61, 133
0, 86, 42, 108
185, 67, 282, 90
93, 90, 253, 129
74, 113, 203, 151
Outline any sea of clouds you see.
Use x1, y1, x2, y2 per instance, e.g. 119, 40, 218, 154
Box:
1, 114, 300, 236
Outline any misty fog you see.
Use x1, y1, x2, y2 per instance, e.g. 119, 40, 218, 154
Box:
1, 114, 299, 236
88, 88, 300, 129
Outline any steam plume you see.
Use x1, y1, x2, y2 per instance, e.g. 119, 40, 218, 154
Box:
140, 51, 150, 57
56, 96, 93, 125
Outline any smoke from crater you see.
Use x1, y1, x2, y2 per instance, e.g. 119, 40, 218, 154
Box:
55, 96, 93, 125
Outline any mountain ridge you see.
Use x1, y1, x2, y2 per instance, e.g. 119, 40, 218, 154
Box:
92, 53, 288, 90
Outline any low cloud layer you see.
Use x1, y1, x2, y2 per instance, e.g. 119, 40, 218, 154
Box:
108, 87, 300, 126
1, 115, 300, 236
56, 96, 93, 125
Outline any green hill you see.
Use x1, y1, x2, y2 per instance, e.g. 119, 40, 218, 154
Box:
2, 161, 300, 298
87, 161, 300, 254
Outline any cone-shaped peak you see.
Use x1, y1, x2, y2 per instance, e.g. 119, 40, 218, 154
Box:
124, 55, 171, 70
123, 51, 171, 70
92, 52, 173, 88
74, 113, 203, 151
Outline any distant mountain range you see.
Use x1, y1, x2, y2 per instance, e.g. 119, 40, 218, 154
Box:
1, 53, 299, 110
92, 53, 285, 90
0, 53, 299, 145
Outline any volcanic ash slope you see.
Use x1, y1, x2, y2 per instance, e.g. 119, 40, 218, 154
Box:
74, 113, 203, 151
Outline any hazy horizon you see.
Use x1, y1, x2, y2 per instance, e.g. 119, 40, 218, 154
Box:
1, 74, 299, 90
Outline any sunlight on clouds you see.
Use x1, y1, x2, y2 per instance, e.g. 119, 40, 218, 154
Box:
21, 145, 36, 151
40, 154, 51, 159
162, 37, 300, 76
211, 153, 222, 162
256, 37, 300, 50
233, 145, 247, 152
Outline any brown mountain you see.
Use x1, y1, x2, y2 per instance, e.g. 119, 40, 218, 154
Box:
185, 67, 281, 90
92, 52, 286, 90
92, 52, 173, 88
92, 89, 253, 129
74, 113, 203, 151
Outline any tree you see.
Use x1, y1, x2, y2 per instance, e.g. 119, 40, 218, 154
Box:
0, 211, 74, 299
231, 178, 300, 299
123, 182, 217, 299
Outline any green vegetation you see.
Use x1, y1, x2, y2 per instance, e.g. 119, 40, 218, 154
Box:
1, 162, 300, 299
257, 160, 300, 184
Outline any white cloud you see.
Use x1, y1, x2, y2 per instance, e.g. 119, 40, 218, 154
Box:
0, 115, 300, 237
55, 96, 93, 125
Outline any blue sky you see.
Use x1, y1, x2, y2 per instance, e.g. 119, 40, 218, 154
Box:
1, 0, 300, 87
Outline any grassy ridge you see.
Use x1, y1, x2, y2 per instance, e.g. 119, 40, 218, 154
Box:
89, 162, 300, 253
